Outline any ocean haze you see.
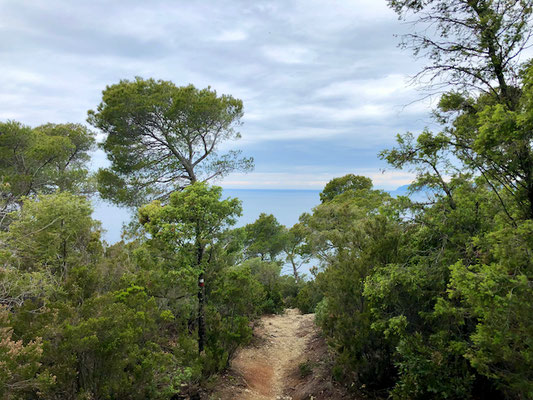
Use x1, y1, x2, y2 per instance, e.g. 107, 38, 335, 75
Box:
93, 186, 424, 244
93, 189, 322, 244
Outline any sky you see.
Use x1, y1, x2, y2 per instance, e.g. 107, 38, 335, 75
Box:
0, 0, 437, 190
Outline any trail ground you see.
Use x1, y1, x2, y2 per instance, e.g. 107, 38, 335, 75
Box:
211, 309, 353, 400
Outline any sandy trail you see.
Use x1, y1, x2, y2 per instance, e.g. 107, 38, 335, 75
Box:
214, 309, 315, 400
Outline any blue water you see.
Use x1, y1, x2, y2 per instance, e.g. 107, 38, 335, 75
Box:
91, 187, 422, 277
92, 189, 321, 244
225, 189, 321, 227
92, 186, 426, 244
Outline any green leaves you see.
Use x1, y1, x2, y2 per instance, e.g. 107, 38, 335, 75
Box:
0, 307, 54, 399
300, 177, 401, 389
444, 221, 533, 396
372, 49, 533, 396
89, 78, 253, 206
0, 121, 95, 227
139, 183, 241, 250
4, 192, 101, 275
319, 174, 373, 203
243, 213, 286, 262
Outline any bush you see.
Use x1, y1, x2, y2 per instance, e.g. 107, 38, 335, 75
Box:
296, 280, 322, 314
242, 258, 285, 314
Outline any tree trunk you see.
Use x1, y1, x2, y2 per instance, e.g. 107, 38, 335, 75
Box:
196, 231, 206, 354
525, 154, 533, 220
197, 271, 205, 353
290, 255, 299, 283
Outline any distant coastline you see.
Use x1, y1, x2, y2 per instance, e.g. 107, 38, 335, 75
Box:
93, 186, 420, 244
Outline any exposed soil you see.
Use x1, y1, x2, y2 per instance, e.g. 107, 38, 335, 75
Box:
211, 309, 354, 400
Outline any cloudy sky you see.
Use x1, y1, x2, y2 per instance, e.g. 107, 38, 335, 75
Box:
0, 0, 436, 190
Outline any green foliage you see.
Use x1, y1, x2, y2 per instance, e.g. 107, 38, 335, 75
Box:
241, 258, 285, 314
5, 36, 533, 399
139, 182, 242, 254
206, 264, 265, 371
139, 182, 244, 358
299, 360, 315, 378
278, 274, 302, 308
88, 78, 253, 206
211, 264, 265, 320
243, 213, 286, 262
301, 158, 533, 399
446, 221, 533, 398
48, 290, 183, 400
4, 192, 102, 275
283, 222, 311, 282
0, 88, 288, 399
392, 332, 475, 400
0, 121, 95, 227
301, 178, 400, 389
339, 11, 533, 395
0, 185, 225, 398
319, 174, 372, 203
0, 267, 57, 310
295, 280, 322, 314
0, 307, 54, 399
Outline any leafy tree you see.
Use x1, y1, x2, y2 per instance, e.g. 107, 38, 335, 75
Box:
0, 307, 54, 399
243, 213, 286, 262
319, 174, 373, 203
364, 181, 501, 399
388, 0, 533, 106
372, 4, 533, 394
446, 220, 533, 398
4, 192, 102, 277
88, 78, 253, 206
0, 121, 95, 227
283, 223, 310, 282
278, 274, 303, 308
19, 284, 188, 400
380, 130, 460, 210
301, 179, 400, 389
211, 264, 264, 322
0, 267, 56, 311
383, 63, 533, 220
139, 183, 241, 353
439, 64, 533, 220
208, 264, 265, 366
295, 279, 322, 314
4, 218, 201, 399
241, 257, 284, 313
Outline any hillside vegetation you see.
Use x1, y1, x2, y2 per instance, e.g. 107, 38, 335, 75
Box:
2, 1, 533, 399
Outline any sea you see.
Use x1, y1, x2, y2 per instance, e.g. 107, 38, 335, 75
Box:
92, 186, 421, 277
92, 189, 322, 244
92, 185, 421, 245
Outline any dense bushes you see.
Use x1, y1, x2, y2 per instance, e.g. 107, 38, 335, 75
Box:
300, 172, 533, 398
294, 280, 322, 314
292, 65, 533, 400
0, 184, 300, 399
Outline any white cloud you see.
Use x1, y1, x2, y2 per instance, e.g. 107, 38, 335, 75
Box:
290, 104, 390, 122
0, 0, 431, 190
220, 169, 415, 190
238, 126, 342, 144
262, 45, 315, 64
216, 30, 248, 42
315, 74, 410, 101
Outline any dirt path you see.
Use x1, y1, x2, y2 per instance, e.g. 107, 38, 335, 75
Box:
213, 309, 315, 400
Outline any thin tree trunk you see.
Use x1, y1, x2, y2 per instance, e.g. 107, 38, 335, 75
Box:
196, 228, 206, 354
290, 255, 299, 283
198, 271, 205, 353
